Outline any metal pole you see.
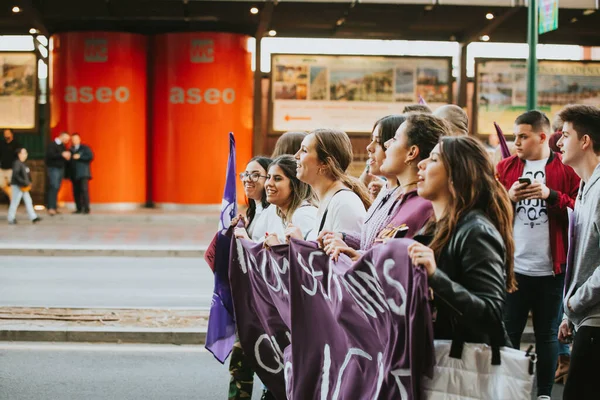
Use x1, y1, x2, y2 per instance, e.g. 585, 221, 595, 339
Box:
457, 42, 468, 108
252, 37, 264, 156
527, 0, 538, 110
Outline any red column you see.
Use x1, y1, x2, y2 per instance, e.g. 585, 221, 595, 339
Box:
50, 32, 147, 207
152, 33, 253, 205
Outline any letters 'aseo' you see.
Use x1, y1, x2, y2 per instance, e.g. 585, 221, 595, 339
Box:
169, 87, 236, 105
64, 86, 130, 103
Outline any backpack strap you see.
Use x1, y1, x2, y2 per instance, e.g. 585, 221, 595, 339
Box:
318, 189, 351, 233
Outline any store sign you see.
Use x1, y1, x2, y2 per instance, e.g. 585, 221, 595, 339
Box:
539, 0, 559, 35
270, 54, 452, 133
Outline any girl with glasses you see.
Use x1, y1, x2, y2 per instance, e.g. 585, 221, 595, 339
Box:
233, 157, 278, 242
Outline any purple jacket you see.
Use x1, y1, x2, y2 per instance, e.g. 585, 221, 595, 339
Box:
374, 189, 434, 243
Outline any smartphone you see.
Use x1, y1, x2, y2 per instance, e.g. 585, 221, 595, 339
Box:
393, 225, 410, 238
518, 177, 532, 185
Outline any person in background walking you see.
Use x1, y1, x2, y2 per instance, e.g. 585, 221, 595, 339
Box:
45, 132, 70, 216
0, 129, 22, 201
8, 148, 41, 224
68, 133, 94, 214
556, 105, 600, 400
496, 110, 580, 400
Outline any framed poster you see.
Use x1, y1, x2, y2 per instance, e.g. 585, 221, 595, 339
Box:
269, 54, 452, 135
474, 58, 600, 135
0, 52, 38, 131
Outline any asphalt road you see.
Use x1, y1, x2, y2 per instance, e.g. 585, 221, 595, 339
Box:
0, 256, 214, 309
0, 343, 565, 400
0, 342, 264, 400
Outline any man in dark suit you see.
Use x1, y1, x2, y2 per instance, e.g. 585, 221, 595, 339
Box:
0, 129, 22, 201
69, 133, 94, 214
45, 132, 71, 216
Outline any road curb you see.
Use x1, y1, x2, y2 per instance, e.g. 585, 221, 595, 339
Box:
0, 248, 207, 257
0, 329, 207, 345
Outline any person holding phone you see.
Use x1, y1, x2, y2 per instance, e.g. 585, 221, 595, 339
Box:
496, 110, 580, 400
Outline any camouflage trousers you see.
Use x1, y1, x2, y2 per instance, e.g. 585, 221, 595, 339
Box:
228, 340, 277, 400
228, 340, 255, 399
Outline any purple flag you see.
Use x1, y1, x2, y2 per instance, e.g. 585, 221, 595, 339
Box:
219, 132, 238, 231
418, 95, 428, 106
229, 237, 435, 399
205, 132, 238, 363
494, 122, 511, 159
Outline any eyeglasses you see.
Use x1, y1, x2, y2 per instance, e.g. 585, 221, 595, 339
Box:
239, 172, 268, 182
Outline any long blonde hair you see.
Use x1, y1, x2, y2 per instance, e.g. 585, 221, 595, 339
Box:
311, 128, 372, 210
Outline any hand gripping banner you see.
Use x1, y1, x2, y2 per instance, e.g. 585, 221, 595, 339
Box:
229, 236, 435, 400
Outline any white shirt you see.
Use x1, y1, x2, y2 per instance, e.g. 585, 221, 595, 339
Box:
306, 190, 366, 241
247, 202, 280, 242
268, 203, 318, 242
513, 158, 553, 276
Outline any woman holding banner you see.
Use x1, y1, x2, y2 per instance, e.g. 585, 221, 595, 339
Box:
339, 114, 405, 249
322, 113, 447, 260
407, 135, 516, 346
286, 129, 371, 241
233, 156, 278, 242
262, 155, 317, 244
230, 155, 278, 400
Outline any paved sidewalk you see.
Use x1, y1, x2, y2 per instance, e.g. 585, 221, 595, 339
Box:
0, 207, 221, 257
0, 307, 209, 345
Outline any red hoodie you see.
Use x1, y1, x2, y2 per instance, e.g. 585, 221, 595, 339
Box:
496, 151, 580, 275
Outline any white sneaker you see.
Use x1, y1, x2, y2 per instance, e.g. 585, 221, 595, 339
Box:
537, 396, 551, 400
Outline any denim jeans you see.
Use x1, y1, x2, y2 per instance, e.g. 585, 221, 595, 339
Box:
8, 185, 37, 221
504, 272, 564, 397
46, 167, 64, 210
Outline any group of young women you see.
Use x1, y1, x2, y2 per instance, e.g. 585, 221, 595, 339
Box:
228, 106, 517, 400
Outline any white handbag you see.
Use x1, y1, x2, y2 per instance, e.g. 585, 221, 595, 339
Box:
423, 339, 536, 400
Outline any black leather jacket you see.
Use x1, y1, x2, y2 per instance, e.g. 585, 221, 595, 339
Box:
423, 210, 511, 347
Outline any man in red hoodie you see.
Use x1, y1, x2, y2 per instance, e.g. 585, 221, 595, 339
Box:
496, 110, 580, 399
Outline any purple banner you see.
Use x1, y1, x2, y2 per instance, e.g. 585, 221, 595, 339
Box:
205, 132, 238, 363
229, 237, 435, 399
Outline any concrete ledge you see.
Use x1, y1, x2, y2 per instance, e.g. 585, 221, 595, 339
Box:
0, 246, 207, 257
0, 328, 206, 345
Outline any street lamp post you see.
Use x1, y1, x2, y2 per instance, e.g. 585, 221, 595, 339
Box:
527, 0, 538, 111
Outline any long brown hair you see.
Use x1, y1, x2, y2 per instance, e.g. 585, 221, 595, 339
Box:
268, 155, 315, 223
427, 136, 516, 292
311, 128, 372, 209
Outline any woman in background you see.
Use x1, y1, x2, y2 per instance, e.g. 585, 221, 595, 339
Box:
271, 131, 307, 158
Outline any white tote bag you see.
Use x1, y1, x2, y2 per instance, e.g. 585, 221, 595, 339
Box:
423, 340, 536, 400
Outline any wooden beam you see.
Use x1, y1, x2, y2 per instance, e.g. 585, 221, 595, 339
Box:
252, 0, 276, 156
